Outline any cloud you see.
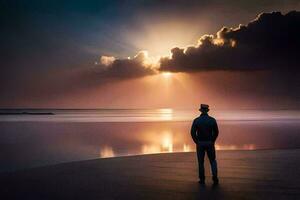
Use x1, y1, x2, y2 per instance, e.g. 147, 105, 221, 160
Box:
94, 11, 300, 79
159, 11, 300, 72
94, 51, 157, 79
100, 56, 116, 67
95, 11, 300, 78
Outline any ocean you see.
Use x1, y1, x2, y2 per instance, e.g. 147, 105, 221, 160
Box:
0, 109, 299, 172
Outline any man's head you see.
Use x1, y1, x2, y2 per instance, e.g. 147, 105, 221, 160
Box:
199, 104, 209, 113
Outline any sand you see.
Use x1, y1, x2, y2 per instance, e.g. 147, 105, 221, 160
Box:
1, 149, 300, 200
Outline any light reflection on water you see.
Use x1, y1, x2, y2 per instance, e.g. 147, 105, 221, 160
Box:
140, 131, 174, 155
99, 146, 115, 158
0, 108, 176, 122
99, 130, 257, 158
100, 138, 256, 158
1, 109, 300, 122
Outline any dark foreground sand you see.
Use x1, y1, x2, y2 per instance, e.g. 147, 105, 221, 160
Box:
1, 149, 300, 200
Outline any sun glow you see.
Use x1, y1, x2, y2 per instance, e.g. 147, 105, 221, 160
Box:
161, 72, 172, 78
127, 19, 202, 58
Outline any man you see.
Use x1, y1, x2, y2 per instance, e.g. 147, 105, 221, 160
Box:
191, 104, 219, 185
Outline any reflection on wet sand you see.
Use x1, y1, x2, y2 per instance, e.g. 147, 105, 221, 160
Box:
139, 128, 257, 155
161, 132, 173, 152
142, 145, 161, 154
142, 131, 174, 154
215, 144, 256, 150
140, 142, 256, 155
100, 146, 115, 158
100, 129, 257, 157
183, 144, 191, 152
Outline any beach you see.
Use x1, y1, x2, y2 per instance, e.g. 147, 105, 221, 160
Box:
1, 109, 300, 199
2, 2, 300, 199
1, 149, 300, 200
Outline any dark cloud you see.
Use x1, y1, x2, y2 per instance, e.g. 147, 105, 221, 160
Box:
94, 51, 156, 79
159, 11, 300, 72
92, 11, 300, 80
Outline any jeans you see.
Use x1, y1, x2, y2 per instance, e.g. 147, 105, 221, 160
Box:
196, 142, 218, 180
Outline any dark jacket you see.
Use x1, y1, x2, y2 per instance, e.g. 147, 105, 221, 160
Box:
191, 113, 219, 144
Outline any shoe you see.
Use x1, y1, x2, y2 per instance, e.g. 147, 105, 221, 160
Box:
212, 177, 219, 185
198, 179, 205, 185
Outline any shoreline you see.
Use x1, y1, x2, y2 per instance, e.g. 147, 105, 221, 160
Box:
2, 148, 300, 174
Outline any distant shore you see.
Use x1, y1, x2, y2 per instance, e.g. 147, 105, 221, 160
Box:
0, 112, 54, 115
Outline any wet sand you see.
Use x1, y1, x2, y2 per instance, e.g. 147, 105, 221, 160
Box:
1, 149, 300, 199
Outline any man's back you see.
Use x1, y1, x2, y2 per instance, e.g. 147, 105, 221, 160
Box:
191, 113, 219, 143
191, 104, 219, 185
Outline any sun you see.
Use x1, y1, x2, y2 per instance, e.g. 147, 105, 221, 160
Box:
161, 72, 172, 78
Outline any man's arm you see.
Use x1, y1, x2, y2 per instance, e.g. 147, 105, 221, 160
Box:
191, 120, 198, 144
212, 119, 219, 142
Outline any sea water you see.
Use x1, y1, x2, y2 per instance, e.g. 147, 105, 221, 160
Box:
0, 109, 299, 172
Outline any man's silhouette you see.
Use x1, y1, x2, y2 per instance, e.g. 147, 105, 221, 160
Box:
191, 104, 219, 185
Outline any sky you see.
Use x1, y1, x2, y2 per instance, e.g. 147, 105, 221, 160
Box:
0, 0, 300, 109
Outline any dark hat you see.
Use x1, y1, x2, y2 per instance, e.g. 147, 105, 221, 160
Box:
199, 104, 209, 112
